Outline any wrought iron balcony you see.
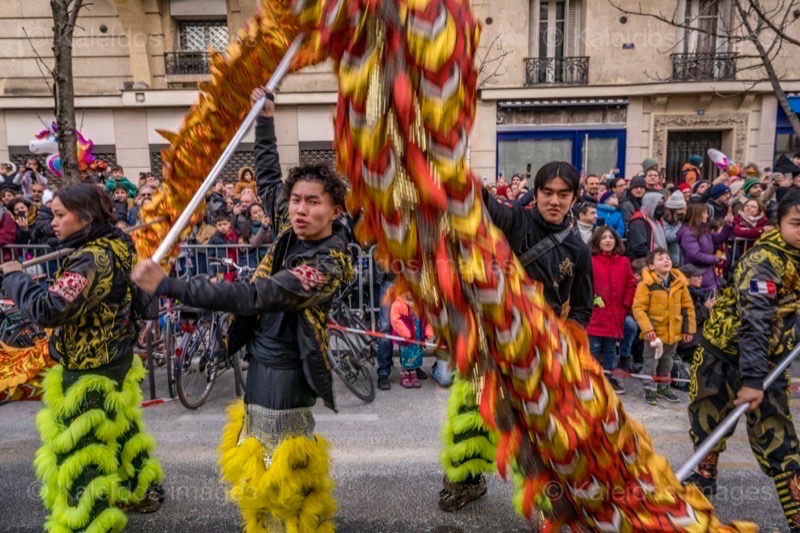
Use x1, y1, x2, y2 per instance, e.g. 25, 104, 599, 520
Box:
164, 51, 214, 75
672, 52, 737, 81
524, 56, 589, 86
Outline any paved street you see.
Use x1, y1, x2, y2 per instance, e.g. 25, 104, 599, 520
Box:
0, 357, 793, 532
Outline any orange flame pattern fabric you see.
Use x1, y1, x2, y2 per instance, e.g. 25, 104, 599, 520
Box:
144, 0, 755, 529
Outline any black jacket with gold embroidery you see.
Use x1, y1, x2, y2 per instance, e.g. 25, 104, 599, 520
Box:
156, 228, 353, 410
3, 227, 137, 370
701, 229, 800, 389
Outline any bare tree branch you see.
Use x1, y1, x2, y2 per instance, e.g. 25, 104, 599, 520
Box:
476, 35, 512, 88
22, 27, 55, 97
747, 0, 800, 46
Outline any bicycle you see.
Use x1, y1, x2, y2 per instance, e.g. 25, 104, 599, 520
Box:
326, 280, 376, 403
170, 257, 253, 409
0, 298, 46, 347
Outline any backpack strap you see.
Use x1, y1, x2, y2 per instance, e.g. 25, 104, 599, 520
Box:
518, 226, 573, 270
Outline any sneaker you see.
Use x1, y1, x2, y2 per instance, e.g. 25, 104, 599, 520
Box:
438, 474, 488, 512
609, 377, 625, 395
378, 375, 391, 391
644, 389, 658, 405
400, 370, 414, 389
685, 472, 717, 498
415, 367, 428, 380
410, 370, 421, 388
657, 386, 680, 403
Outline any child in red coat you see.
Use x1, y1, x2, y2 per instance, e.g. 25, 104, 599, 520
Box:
585, 227, 637, 394
390, 292, 433, 389
732, 198, 770, 258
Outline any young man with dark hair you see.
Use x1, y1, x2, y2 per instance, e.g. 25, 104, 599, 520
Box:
686, 192, 800, 531
439, 161, 593, 512
132, 87, 353, 532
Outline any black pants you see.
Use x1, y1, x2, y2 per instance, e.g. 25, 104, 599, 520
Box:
244, 357, 317, 410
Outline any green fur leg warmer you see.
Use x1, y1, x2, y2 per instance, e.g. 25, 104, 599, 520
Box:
34, 356, 163, 532
441, 376, 498, 483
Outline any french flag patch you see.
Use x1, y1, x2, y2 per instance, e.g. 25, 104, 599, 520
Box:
750, 280, 777, 297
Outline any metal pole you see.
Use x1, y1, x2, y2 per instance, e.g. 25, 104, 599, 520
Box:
676, 342, 800, 482
151, 33, 306, 263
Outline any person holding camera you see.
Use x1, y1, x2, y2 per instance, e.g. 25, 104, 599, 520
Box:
13, 158, 47, 197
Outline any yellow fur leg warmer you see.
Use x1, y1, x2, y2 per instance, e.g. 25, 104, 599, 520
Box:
219, 400, 336, 532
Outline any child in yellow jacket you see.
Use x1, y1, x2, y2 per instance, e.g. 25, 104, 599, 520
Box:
632, 247, 696, 406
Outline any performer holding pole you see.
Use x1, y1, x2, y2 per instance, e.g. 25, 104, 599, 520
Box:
0, 183, 164, 532
132, 87, 353, 532
686, 190, 800, 532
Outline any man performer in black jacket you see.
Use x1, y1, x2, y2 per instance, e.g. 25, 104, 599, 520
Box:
133, 87, 354, 532
439, 161, 594, 512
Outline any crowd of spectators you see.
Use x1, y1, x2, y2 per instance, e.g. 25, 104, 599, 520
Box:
0, 160, 276, 276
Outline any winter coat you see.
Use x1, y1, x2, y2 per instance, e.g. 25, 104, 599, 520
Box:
13, 170, 47, 196
677, 223, 733, 292
235, 166, 257, 195
679, 286, 710, 350
596, 203, 625, 237
706, 198, 727, 222
632, 268, 696, 345
663, 221, 683, 266
701, 229, 800, 389
31, 205, 55, 244
680, 163, 702, 186
619, 191, 642, 225
732, 214, 768, 240
481, 194, 594, 326
586, 253, 636, 339
0, 208, 16, 262
390, 296, 433, 341
2, 225, 137, 370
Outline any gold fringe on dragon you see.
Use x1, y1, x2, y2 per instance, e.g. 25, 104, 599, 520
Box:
133, 0, 756, 530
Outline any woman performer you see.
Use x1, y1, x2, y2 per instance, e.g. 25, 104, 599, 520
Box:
132, 87, 353, 533
1, 183, 164, 532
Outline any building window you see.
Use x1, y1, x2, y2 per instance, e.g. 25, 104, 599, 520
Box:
673, 0, 735, 80
177, 20, 229, 52
526, 1, 587, 85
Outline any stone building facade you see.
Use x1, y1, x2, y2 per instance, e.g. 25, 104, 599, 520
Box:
0, 0, 799, 183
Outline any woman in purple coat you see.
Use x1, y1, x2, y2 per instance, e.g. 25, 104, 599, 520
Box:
677, 203, 734, 294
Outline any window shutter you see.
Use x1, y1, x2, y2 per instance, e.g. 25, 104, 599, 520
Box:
529, 0, 539, 57
566, 0, 580, 57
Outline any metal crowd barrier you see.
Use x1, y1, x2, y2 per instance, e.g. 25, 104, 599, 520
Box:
1, 242, 382, 325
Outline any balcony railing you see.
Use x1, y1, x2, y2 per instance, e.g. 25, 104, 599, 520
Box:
165, 51, 213, 75
672, 52, 737, 81
524, 57, 589, 86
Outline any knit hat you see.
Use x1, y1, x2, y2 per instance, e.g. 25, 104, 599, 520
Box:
688, 154, 703, 167
599, 191, 616, 204
743, 178, 760, 194
692, 179, 707, 194
642, 158, 658, 172
708, 183, 731, 200
665, 190, 687, 209
729, 180, 744, 197
678, 183, 692, 192
629, 175, 647, 190
1, 161, 17, 175
680, 264, 706, 278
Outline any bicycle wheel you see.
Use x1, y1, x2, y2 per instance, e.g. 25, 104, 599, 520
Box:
175, 319, 219, 409
327, 329, 375, 403
232, 348, 247, 398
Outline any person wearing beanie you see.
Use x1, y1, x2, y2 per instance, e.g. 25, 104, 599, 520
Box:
627, 191, 668, 260
678, 182, 692, 202
596, 190, 626, 237
620, 175, 647, 224
663, 191, 688, 265
680, 154, 704, 186
706, 184, 731, 222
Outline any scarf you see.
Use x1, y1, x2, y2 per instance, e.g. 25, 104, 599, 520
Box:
47, 222, 128, 251
739, 212, 764, 228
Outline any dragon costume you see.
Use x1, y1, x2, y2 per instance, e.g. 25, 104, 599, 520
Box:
135, 0, 755, 530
